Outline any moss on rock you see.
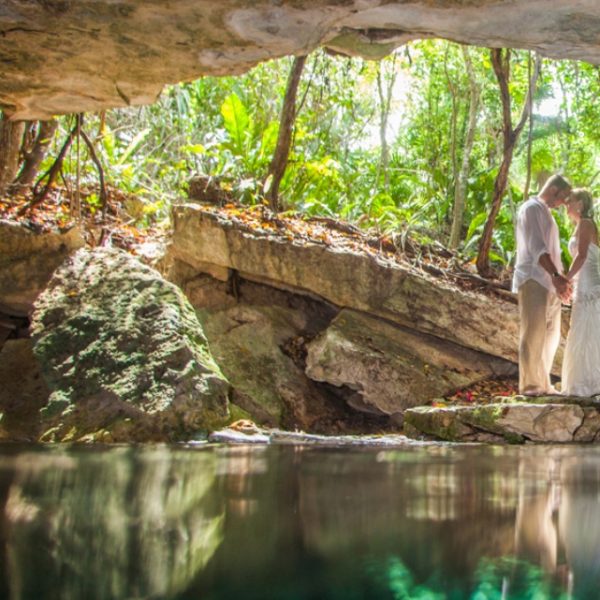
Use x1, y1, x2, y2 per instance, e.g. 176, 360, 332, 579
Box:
405, 400, 590, 444
31, 248, 230, 442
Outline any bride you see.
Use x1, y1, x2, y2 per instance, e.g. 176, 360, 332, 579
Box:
562, 188, 600, 396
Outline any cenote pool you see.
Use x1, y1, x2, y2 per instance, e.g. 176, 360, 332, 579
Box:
0, 442, 599, 599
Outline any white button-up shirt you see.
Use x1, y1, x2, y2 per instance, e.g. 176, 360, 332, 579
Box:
512, 197, 562, 293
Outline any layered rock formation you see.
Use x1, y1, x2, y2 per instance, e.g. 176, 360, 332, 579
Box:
165, 203, 523, 427
305, 309, 516, 416
167, 204, 521, 363
3, 1, 600, 118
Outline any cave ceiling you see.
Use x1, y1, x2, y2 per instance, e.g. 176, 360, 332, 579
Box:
2, 0, 600, 120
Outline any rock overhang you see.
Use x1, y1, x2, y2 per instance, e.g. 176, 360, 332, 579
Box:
2, 0, 600, 119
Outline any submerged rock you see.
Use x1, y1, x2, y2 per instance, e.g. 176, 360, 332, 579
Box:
31, 248, 230, 442
4, 448, 223, 599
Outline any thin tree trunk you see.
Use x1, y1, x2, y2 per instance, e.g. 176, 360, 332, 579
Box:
375, 55, 397, 191
11, 119, 58, 191
522, 53, 535, 201
557, 69, 571, 171
79, 127, 108, 218
267, 55, 307, 211
476, 49, 541, 277
449, 46, 480, 249
507, 184, 517, 260
72, 113, 81, 218
20, 120, 79, 214
0, 114, 25, 196
444, 45, 459, 211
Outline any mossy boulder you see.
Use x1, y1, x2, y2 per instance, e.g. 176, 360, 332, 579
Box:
31, 248, 230, 442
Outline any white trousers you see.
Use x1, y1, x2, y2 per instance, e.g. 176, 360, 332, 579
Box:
518, 279, 561, 394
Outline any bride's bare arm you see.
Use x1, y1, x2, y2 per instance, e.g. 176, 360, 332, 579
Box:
566, 219, 596, 280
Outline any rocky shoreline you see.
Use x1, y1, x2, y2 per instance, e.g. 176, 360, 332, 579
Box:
0, 204, 586, 444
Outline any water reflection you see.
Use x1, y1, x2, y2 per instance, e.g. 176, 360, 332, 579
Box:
558, 453, 600, 599
0, 446, 223, 600
0, 444, 599, 598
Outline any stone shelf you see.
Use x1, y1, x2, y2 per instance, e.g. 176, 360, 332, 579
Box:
404, 397, 600, 443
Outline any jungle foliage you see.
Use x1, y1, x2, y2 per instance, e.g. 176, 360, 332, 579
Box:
8, 41, 600, 270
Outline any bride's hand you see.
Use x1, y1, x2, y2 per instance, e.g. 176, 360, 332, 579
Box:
553, 274, 570, 297
559, 282, 573, 304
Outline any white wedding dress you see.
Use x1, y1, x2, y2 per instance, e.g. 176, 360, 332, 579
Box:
562, 236, 600, 396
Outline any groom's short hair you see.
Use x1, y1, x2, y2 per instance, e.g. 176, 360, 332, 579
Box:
541, 174, 571, 193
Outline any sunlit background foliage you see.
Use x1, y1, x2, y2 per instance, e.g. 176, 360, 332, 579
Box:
43, 41, 600, 267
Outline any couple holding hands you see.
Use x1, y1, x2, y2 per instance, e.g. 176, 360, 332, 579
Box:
514, 174, 600, 397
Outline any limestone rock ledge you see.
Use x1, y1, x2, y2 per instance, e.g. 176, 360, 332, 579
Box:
4, 1, 600, 118
0, 221, 84, 316
167, 204, 522, 364
404, 398, 600, 443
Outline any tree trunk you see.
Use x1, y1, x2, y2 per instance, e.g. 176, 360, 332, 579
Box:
449, 46, 480, 250
20, 120, 79, 214
444, 45, 459, 216
476, 50, 541, 277
0, 114, 25, 196
557, 69, 571, 171
375, 55, 397, 191
267, 55, 307, 211
11, 119, 58, 191
522, 52, 535, 202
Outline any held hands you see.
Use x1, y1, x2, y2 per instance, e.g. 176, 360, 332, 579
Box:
552, 274, 572, 303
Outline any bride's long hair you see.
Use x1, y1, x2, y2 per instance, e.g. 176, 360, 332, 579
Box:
570, 188, 595, 220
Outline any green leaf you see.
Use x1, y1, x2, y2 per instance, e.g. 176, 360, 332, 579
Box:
179, 143, 206, 155
466, 211, 488, 241
221, 93, 252, 155
489, 250, 506, 264
116, 128, 150, 166
259, 121, 279, 160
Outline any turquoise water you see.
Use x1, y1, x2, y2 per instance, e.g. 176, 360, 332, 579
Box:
0, 443, 598, 599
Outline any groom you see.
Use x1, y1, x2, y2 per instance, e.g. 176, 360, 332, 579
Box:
513, 174, 572, 395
